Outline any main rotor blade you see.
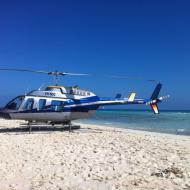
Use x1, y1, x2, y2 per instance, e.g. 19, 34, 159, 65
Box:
0, 68, 157, 82
100, 74, 157, 82
63, 72, 90, 76
0, 69, 90, 76
0, 68, 49, 74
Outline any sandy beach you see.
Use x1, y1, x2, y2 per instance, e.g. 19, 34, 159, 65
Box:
0, 119, 189, 190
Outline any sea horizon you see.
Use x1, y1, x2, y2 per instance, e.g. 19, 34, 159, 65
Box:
98, 108, 190, 112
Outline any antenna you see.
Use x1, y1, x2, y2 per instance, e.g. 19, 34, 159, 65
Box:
24, 85, 30, 95
38, 83, 46, 90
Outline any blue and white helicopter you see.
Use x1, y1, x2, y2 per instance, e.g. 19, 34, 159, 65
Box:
0, 69, 169, 131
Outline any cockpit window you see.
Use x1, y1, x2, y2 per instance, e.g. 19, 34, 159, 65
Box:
6, 96, 24, 110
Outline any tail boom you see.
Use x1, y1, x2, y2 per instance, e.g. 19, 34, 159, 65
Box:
94, 83, 168, 114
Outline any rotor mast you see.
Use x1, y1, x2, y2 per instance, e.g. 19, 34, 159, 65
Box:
48, 71, 65, 86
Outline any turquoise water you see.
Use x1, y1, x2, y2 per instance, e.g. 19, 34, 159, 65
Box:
78, 110, 190, 136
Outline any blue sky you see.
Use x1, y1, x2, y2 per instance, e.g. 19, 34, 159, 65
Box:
0, 0, 189, 110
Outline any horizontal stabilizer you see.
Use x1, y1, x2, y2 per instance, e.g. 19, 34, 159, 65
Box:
128, 93, 136, 102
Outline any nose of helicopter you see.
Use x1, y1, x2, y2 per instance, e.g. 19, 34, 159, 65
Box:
0, 108, 11, 119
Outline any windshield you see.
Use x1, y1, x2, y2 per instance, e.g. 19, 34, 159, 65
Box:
6, 96, 25, 110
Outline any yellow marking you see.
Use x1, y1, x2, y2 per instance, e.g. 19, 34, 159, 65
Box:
128, 93, 136, 102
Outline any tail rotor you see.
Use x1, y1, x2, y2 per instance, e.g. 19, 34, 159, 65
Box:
146, 83, 169, 114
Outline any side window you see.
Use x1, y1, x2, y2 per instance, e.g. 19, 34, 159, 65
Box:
51, 101, 64, 111
38, 99, 46, 110
23, 98, 34, 110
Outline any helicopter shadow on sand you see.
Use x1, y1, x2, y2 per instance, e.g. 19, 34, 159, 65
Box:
0, 124, 81, 135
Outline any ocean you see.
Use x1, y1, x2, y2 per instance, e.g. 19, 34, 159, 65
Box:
78, 110, 190, 136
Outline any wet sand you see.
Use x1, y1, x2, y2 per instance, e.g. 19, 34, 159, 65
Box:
0, 119, 189, 190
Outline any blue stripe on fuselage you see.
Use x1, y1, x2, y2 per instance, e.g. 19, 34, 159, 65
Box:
64, 96, 100, 105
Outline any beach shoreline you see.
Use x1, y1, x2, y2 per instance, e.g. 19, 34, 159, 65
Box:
0, 119, 189, 190
76, 121, 190, 138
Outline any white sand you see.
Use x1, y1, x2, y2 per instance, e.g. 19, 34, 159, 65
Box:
0, 119, 189, 190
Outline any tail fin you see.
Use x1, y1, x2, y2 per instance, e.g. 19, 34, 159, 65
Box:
149, 83, 162, 114
151, 83, 162, 100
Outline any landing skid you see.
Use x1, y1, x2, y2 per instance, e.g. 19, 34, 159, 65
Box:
27, 121, 80, 134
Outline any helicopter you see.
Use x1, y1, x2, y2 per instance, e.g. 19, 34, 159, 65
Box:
0, 69, 169, 132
